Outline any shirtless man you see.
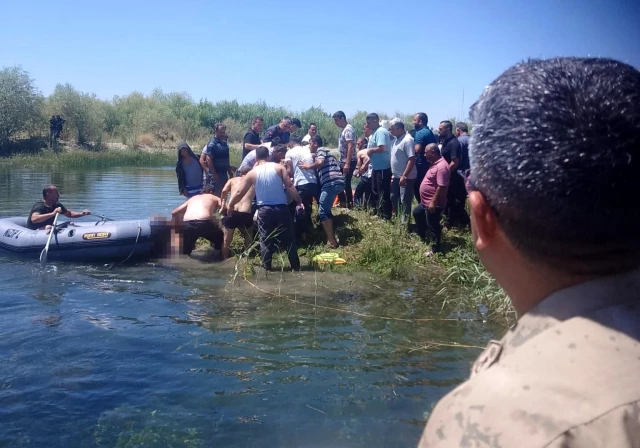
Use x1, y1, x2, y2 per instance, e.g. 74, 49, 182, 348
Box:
170, 185, 223, 256
219, 176, 256, 259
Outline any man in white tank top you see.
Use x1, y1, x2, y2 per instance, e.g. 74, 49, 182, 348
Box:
227, 145, 303, 271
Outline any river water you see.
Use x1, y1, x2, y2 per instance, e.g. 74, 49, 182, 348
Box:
0, 167, 501, 447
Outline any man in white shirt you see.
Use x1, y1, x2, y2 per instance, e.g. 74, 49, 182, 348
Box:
389, 119, 417, 223
301, 123, 317, 145
284, 136, 318, 241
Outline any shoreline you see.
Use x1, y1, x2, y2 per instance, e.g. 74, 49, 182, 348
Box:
0, 144, 511, 319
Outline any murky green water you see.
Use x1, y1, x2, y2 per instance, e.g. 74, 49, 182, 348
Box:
0, 166, 500, 447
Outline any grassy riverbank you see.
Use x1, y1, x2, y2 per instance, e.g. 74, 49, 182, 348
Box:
222, 208, 512, 319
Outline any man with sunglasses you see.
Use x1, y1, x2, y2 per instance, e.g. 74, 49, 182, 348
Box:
419, 57, 640, 447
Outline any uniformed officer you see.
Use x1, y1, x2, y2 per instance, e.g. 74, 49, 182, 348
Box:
419, 57, 640, 447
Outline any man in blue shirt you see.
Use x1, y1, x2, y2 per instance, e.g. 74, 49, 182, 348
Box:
200, 123, 236, 196
365, 113, 392, 220
262, 117, 300, 144
412, 112, 438, 202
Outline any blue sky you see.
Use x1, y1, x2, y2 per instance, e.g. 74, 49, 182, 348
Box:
2, 0, 639, 124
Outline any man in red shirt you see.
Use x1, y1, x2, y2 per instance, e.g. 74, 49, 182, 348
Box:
411, 143, 449, 255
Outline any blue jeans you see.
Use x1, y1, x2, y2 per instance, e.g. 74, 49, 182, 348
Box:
319, 183, 344, 222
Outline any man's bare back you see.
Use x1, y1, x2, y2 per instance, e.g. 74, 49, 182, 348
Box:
182, 193, 221, 221
227, 177, 254, 213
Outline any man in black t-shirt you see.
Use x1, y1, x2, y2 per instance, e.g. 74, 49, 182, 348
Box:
438, 120, 470, 229
242, 116, 264, 159
27, 185, 91, 230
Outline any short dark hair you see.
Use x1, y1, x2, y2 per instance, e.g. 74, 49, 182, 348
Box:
273, 144, 288, 154
415, 112, 429, 126
470, 57, 640, 274
391, 121, 405, 131
332, 111, 346, 120
290, 136, 302, 144
291, 118, 302, 128
308, 123, 317, 128
310, 135, 323, 146
214, 123, 226, 131
42, 185, 57, 197
255, 146, 270, 160
440, 120, 453, 132
252, 116, 263, 124
456, 122, 469, 133
366, 113, 379, 121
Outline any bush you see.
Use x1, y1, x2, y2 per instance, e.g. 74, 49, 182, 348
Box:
222, 118, 245, 143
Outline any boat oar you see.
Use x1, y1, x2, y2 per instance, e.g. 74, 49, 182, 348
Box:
40, 212, 59, 266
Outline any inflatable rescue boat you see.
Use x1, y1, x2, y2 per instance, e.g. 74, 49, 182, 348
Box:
0, 216, 167, 263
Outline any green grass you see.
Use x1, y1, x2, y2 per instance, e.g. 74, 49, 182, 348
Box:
0, 148, 175, 169
212, 206, 513, 319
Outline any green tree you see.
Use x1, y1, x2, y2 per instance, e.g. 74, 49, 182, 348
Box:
47, 83, 105, 144
0, 66, 43, 149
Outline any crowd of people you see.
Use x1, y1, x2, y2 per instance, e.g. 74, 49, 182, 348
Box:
173, 111, 474, 267
23, 57, 640, 446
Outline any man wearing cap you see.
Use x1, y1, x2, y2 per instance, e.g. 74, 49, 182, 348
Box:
419, 57, 640, 447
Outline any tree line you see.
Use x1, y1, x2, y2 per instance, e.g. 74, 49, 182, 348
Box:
1, 65, 458, 155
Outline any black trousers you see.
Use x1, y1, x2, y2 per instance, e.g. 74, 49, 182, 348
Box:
337, 160, 357, 206
354, 175, 372, 208
371, 168, 392, 220
412, 204, 443, 252
414, 165, 428, 203
257, 205, 300, 271
445, 172, 470, 229
292, 183, 317, 237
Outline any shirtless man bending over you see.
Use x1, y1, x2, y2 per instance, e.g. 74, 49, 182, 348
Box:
171, 185, 223, 256
219, 176, 255, 259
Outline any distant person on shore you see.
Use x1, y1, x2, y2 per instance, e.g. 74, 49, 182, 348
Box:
201, 123, 236, 196
332, 110, 357, 209
219, 176, 255, 260
302, 123, 317, 145
439, 120, 470, 229
175, 141, 204, 197
412, 113, 437, 202
170, 185, 223, 257
411, 143, 449, 256
299, 136, 343, 248
55, 115, 64, 139
49, 115, 57, 144
263, 117, 296, 144
389, 119, 416, 223
284, 136, 318, 242
242, 116, 264, 159
419, 57, 640, 447
227, 146, 303, 271
365, 113, 392, 219
27, 185, 91, 230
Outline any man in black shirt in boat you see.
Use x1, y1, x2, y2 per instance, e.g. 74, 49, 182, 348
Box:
27, 185, 91, 230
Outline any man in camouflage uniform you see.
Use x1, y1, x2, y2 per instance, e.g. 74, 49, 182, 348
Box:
419, 57, 640, 447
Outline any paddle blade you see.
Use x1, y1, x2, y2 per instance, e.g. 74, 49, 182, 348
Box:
39, 247, 47, 265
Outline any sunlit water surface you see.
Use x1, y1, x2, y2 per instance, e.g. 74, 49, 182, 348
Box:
0, 167, 499, 447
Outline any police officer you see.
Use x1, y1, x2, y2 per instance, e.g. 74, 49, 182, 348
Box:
419, 57, 640, 447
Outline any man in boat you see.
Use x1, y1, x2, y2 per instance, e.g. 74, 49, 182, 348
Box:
418, 57, 640, 447
219, 174, 256, 260
170, 185, 223, 257
27, 185, 91, 230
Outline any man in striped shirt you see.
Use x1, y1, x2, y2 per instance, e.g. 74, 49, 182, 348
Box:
299, 136, 344, 248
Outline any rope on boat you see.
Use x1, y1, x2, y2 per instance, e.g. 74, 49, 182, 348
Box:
107, 221, 142, 269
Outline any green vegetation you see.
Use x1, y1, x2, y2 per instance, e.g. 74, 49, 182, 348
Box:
216, 207, 511, 318
0, 147, 175, 169
0, 65, 450, 156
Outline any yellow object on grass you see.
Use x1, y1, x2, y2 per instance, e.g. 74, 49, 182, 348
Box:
312, 253, 346, 265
